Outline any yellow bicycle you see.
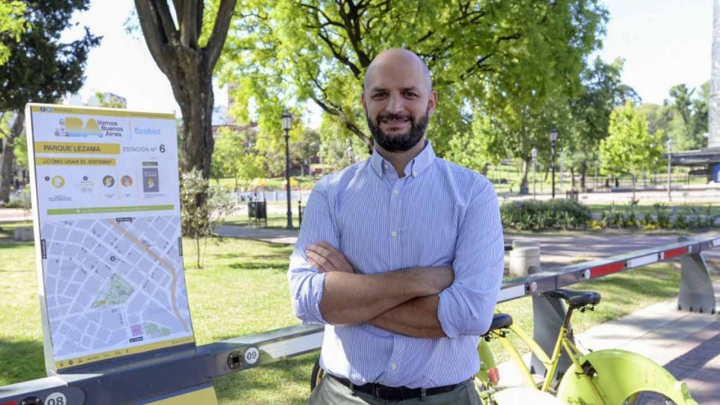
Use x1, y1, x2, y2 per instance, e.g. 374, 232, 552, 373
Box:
476, 289, 698, 404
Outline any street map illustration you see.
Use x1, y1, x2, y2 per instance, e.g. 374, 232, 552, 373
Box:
26, 104, 194, 371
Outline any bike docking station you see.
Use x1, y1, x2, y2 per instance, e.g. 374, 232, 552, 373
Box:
0, 105, 718, 404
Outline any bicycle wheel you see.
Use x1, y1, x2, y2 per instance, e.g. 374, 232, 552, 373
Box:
310, 357, 324, 390
623, 391, 678, 405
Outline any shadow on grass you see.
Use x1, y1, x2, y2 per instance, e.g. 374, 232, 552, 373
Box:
228, 262, 288, 272
214, 352, 317, 405
0, 339, 46, 386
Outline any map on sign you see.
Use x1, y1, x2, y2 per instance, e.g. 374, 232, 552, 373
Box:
25, 104, 194, 373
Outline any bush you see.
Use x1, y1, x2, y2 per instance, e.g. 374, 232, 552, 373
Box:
180, 169, 236, 268
501, 199, 592, 231
5, 187, 31, 210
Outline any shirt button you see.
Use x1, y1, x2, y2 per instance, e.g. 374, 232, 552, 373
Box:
412, 171, 417, 177
391, 363, 397, 370
393, 189, 399, 196
390, 231, 397, 238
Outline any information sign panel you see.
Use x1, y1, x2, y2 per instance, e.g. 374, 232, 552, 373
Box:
25, 104, 195, 373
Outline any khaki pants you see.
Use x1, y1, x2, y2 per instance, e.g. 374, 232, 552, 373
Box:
308, 375, 482, 405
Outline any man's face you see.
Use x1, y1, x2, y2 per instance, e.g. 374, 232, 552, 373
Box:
362, 56, 437, 152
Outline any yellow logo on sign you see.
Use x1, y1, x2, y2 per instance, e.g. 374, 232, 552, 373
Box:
51, 176, 65, 188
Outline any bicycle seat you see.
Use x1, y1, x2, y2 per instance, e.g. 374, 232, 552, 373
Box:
488, 313, 513, 332
547, 289, 601, 308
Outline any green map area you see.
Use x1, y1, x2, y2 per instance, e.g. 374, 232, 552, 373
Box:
91, 274, 134, 308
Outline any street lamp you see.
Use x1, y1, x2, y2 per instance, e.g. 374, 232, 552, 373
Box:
667, 138, 673, 202
531, 147, 537, 199
281, 108, 294, 229
549, 126, 558, 198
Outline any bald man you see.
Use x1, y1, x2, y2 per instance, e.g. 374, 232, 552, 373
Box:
288, 48, 504, 404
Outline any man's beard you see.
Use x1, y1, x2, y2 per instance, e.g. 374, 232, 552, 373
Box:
366, 106, 429, 152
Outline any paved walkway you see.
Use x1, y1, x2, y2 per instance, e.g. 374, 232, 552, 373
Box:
214, 224, 720, 264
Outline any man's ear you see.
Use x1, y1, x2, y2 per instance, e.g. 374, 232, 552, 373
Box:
361, 92, 367, 114
427, 90, 438, 116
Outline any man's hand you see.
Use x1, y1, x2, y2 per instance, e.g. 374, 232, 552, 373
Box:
306, 241, 356, 273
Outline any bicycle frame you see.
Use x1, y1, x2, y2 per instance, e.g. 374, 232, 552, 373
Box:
484, 306, 699, 404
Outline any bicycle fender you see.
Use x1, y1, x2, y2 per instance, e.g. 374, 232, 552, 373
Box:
555, 349, 698, 405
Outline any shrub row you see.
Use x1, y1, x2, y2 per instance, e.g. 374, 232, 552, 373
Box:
500, 199, 592, 231
501, 200, 718, 231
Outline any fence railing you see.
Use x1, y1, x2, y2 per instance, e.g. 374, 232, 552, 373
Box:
1, 234, 717, 405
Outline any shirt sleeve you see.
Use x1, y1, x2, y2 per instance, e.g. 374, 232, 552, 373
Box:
437, 176, 504, 339
287, 179, 339, 325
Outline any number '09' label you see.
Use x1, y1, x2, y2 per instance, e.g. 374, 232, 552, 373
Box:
244, 347, 260, 365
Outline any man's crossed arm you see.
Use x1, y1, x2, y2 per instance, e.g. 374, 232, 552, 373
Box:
307, 241, 451, 338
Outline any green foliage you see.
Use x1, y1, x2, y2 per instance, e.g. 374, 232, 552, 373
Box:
0, 0, 100, 111
446, 115, 504, 173
599, 101, 664, 197
180, 169, 237, 268
0, 0, 29, 65
220, 0, 608, 156
211, 127, 267, 184
665, 82, 709, 149
4, 186, 30, 210
500, 199, 592, 231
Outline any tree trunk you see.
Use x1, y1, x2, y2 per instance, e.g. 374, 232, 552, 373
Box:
0, 110, 24, 202
579, 160, 587, 192
571, 167, 576, 191
520, 157, 530, 194
174, 64, 215, 178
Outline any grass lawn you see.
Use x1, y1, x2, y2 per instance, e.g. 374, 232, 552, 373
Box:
0, 235, 710, 404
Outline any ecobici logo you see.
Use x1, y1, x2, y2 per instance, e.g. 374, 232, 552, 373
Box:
134, 126, 161, 135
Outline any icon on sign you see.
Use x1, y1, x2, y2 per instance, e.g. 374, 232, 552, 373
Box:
51, 176, 65, 188
45, 176, 50, 181
121, 175, 133, 187
103, 175, 115, 187
40, 107, 46, 112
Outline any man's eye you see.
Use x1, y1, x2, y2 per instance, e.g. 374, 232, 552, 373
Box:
373, 93, 387, 99
404, 92, 417, 97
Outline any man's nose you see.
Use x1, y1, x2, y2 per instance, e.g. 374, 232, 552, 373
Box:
385, 94, 405, 114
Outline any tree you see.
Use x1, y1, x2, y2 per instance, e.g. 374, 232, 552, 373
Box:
210, 126, 266, 186
666, 82, 709, 149
220, 0, 607, 156
93, 91, 127, 108
134, 0, 237, 178
0, 1, 29, 65
567, 57, 638, 191
600, 101, 663, 200
0, 0, 100, 202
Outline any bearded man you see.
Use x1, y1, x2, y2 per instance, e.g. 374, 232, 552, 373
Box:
288, 48, 504, 405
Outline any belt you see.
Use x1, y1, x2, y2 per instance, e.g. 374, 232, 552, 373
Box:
327, 373, 467, 401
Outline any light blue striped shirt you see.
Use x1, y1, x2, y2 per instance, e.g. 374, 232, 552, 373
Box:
288, 141, 504, 389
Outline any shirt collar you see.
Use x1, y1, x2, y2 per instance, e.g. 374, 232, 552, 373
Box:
370, 140, 436, 178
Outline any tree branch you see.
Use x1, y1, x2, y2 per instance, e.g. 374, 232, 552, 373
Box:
152, 0, 179, 45
134, 0, 173, 76
204, 0, 237, 70
309, 94, 373, 151
179, 0, 199, 49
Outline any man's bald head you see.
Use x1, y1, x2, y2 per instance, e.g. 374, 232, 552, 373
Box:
364, 48, 433, 94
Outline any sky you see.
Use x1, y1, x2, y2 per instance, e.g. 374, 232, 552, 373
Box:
65, 0, 713, 119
